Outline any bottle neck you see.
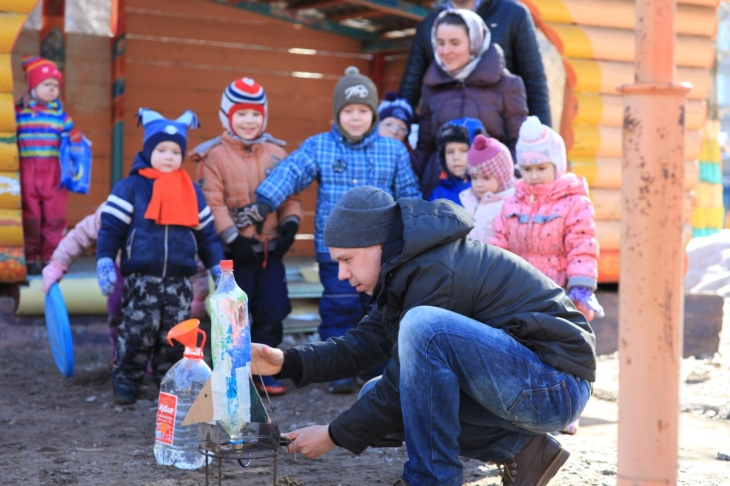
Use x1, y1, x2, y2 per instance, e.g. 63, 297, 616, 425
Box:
183, 346, 203, 360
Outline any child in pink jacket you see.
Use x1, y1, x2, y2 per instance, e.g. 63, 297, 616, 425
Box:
490, 116, 603, 435
459, 134, 515, 243
490, 116, 603, 319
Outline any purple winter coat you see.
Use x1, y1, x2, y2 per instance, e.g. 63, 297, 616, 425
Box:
412, 43, 528, 179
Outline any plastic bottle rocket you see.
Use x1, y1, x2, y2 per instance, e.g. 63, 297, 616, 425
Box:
154, 319, 211, 469
207, 259, 251, 448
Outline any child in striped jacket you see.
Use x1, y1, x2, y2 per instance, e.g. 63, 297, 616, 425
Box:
15, 56, 74, 275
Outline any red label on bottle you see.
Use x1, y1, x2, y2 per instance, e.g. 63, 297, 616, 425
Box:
155, 392, 177, 445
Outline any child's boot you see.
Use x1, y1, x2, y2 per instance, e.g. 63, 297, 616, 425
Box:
113, 383, 138, 405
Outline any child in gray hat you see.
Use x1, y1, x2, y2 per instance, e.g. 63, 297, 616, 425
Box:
229, 67, 421, 394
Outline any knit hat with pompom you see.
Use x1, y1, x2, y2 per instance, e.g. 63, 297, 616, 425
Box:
219, 77, 268, 137
515, 116, 567, 177
467, 134, 515, 192
332, 66, 379, 142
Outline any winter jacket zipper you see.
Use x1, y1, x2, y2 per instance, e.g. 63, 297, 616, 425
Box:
162, 226, 169, 278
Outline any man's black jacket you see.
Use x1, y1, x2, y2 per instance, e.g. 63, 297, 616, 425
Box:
288, 198, 595, 453
398, 0, 552, 127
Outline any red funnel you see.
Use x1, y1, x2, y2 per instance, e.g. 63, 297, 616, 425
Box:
167, 319, 206, 359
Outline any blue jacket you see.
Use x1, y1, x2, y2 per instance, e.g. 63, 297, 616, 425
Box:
256, 127, 421, 254
97, 153, 224, 277
428, 176, 471, 206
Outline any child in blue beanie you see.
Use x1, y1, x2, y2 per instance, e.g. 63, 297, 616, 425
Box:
96, 108, 224, 405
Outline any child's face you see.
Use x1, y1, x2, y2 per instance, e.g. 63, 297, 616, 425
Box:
444, 142, 469, 178
378, 117, 408, 142
520, 162, 556, 185
35, 78, 59, 103
339, 104, 374, 139
471, 173, 499, 198
150, 141, 183, 173
231, 109, 264, 140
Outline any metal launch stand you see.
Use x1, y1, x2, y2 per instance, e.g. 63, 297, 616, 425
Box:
196, 422, 291, 486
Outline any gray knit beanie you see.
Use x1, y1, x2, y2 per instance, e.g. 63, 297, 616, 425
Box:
332, 66, 379, 143
324, 186, 398, 248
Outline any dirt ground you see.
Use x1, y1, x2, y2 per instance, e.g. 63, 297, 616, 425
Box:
1, 293, 729, 486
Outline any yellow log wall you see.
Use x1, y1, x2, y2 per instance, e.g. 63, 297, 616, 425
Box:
523, 0, 719, 282
0, 0, 38, 283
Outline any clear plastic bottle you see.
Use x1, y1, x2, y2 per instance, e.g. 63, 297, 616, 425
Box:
154, 319, 211, 469
207, 259, 251, 448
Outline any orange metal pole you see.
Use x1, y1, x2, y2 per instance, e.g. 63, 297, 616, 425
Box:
616, 0, 690, 485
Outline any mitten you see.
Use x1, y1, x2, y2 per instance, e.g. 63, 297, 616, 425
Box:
231, 201, 272, 230
96, 257, 117, 297
271, 220, 299, 258
568, 286, 605, 319
209, 264, 222, 289
228, 236, 261, 266
42, 261, 67, 294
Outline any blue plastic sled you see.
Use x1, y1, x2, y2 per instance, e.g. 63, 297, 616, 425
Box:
44, 283, 75, 377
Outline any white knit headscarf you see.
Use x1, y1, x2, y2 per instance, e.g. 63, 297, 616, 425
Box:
432, 9, 491, 81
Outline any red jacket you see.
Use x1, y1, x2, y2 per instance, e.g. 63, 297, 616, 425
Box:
489, 173, 599, 290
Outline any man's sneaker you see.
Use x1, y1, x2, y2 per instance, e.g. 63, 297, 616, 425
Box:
328, 377, 355, 394
500, 434, 570, 486
392, 480, 409, 486
113, 385, 138, 405
253, 375, 287, 396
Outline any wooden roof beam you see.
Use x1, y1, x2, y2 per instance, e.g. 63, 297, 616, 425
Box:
329, 8, 387, 21
298, 0, 347, 10
341, 0, 428, 21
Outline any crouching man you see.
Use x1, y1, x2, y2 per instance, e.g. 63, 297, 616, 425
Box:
251, 186, 596, 486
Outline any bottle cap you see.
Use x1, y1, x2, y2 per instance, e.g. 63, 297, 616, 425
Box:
167, 319, 206, 359
220, 260, 233, 271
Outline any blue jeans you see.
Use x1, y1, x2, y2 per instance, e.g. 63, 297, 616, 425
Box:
317, 255, 371, 341
386, 306, 591, 486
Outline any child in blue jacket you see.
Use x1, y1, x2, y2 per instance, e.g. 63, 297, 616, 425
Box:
96, 109, 224, 405
232, 67, 421, 394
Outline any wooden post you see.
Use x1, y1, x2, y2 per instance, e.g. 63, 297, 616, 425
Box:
40, 0, 64, 71
616, 0, 690, 484
110, 0, 126, 186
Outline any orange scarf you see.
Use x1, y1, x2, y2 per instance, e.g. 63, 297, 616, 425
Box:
138, 168, 199, 228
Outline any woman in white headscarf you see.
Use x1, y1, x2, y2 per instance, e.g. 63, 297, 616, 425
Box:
411, 9, 528, 181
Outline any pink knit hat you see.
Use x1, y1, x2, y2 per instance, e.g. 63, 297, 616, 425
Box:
467, 134, 515, 192
515, 116, 567, 177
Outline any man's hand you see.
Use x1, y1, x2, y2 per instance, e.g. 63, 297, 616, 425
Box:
251, 343, 285, 376
284, 425, 336, 459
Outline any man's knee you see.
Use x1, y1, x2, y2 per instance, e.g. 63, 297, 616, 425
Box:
399, 305, 449, 345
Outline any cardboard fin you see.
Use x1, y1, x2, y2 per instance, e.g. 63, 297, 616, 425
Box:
182, 376, 213, 426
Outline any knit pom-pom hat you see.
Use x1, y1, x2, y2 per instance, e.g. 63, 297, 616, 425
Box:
467, 134, 515, 192
137, 108, 200, 162
515, 116, 567, 177
377, 92, 414, 135
220, 77, 268, 137
22, 55, 62, 91
332, 66, 379, 142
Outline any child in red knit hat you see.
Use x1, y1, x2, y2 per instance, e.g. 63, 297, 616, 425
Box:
459, 134, 515, 243
196, 77, 303, 396
15, 56, 74, 275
